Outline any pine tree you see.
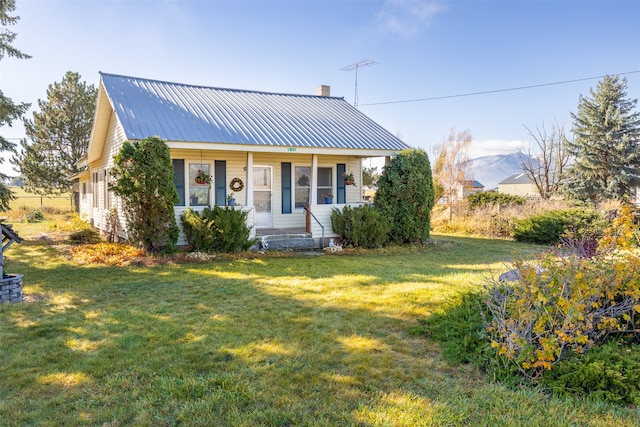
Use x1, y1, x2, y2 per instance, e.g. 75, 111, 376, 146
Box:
0, 0, 30, 211
14, 71, 97, 195
562, 75, 640, 202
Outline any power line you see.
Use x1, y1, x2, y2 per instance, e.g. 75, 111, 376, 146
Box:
359, 70, 640, 107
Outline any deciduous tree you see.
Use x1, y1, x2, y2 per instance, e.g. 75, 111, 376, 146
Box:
14, 71, 96, 195
519, 121, 571, 200
0, 0, 30, 211
562, 75, 640, 202
432, 128, 472, 220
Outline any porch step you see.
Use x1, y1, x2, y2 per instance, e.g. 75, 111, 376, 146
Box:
258, 233, 317, 251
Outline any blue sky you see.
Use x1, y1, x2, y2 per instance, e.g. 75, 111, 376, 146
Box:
2, 0, 639, 176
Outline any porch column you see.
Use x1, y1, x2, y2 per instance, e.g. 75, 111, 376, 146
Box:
246, 152, 254, 207
310, 154, 318, 205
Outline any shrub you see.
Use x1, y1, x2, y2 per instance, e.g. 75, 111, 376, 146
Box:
485, 252, 640, 378
110, 136, 179, 253
330, 204, 391, 248
68, 228, 101, 244
25, 209, 44, 222
540, 339, 640, 405
511, 208, 602, 245
467, 192, 525, 209
181, 206, 258, 253
375, 149, 435, 244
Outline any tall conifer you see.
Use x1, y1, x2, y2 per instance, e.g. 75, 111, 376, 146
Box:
563, 75, 640, 201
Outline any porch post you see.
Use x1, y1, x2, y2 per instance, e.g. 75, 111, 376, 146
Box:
246, 152, 254, 207
310, 154, 318, 205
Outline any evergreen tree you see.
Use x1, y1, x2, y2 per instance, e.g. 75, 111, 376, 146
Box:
0, 0, 30, 211
375, 149, 435, 244
562, 75, 640, 202
110, 136, 179, 253
14, 71, 97, 195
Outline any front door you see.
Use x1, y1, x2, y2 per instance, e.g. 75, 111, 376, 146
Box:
253, 165, 273, 228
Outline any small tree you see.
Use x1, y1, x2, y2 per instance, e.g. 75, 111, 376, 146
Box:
562, 75, 640, 202
109, 136, 179, 253
15, 71, 97, 195
375, 149, 434, 244
0, 0, 30, 211
519, 121, 571, 200
433, 129, 472, 220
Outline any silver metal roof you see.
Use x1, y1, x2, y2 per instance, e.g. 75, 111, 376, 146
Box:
100, 72, 410, 151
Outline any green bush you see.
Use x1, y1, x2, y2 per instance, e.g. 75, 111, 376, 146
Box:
25, 209, 44, 222
181, 206, 258, 253
511, 208, 602, 244
375, 149, 435, 244
110, 136, 179, 253
540, 339, 640, 405
467, 192, 526, 209
68, 228, 101, 244
330, 204, 391, 248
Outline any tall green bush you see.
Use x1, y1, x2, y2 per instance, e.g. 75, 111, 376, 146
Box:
330, 204, 391, 248
109, 136, 179, 253
375, 149, 435, 244
181, 206, 258, 253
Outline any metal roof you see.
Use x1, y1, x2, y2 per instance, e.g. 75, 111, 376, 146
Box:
499, 173, 532, 185
100, 72, 410, 151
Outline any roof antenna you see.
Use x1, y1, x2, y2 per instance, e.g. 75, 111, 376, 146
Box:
341, 60, 378, 107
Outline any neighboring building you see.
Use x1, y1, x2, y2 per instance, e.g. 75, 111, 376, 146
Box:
455, 179, 484, 200
79, 73, 410, 245
498, 173, 539, 198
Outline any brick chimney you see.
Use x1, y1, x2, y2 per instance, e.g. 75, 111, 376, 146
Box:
316, 85, 330, 97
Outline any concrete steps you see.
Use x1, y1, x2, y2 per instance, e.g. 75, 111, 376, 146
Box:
258, 233, 317, 251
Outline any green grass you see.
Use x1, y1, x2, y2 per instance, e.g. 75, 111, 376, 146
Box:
1, 227, 638, 426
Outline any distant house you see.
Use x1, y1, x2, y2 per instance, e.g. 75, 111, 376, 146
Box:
78, 73, 410, 245
498, 173, 539, 198
455, 179, 484, 200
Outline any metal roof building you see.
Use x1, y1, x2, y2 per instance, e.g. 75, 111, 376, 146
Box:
99, 72, 410, 151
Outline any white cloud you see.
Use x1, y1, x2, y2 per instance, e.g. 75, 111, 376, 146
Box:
467, 139, 531, 159
375, 0, 447, 37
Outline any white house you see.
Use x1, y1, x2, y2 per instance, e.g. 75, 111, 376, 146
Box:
498, 173, 539, 198
78, 73, 410, 245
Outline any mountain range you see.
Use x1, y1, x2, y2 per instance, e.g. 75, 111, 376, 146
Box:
467, 152, 530, 190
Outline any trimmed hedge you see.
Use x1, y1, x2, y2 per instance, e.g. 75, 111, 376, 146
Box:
330, 204, 391, 248
181, 206, 258, 253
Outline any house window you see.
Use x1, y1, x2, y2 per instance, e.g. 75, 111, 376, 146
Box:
172, 159, 185, 206
294, 166, 332, 207
316, 167, 332, 202
294, 166, 310, 208
92, 171, 99, 208
189, 163, 210, 206
104, 169, 110, 209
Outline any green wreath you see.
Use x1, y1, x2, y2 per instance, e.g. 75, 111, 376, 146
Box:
230, 177, 244, 192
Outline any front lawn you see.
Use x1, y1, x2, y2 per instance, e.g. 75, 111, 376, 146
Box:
0, 229, 638, 426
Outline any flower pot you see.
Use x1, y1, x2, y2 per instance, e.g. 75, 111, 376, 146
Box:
228, 198, 236, 206
344, 180, 352, 186
324, 197, 333, 204
195, 177, 206, 185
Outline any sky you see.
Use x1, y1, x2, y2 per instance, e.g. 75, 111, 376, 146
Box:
1, 0, 639, 177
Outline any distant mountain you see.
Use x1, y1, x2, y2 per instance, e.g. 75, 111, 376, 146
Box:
467, 153, 535, 190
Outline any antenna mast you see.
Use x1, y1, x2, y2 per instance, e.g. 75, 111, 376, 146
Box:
341, 59, 378, 107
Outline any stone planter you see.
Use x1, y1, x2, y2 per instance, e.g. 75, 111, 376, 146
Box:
0, 274, 23, 303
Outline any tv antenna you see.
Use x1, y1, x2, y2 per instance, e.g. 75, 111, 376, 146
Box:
341, 59, 378, 107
